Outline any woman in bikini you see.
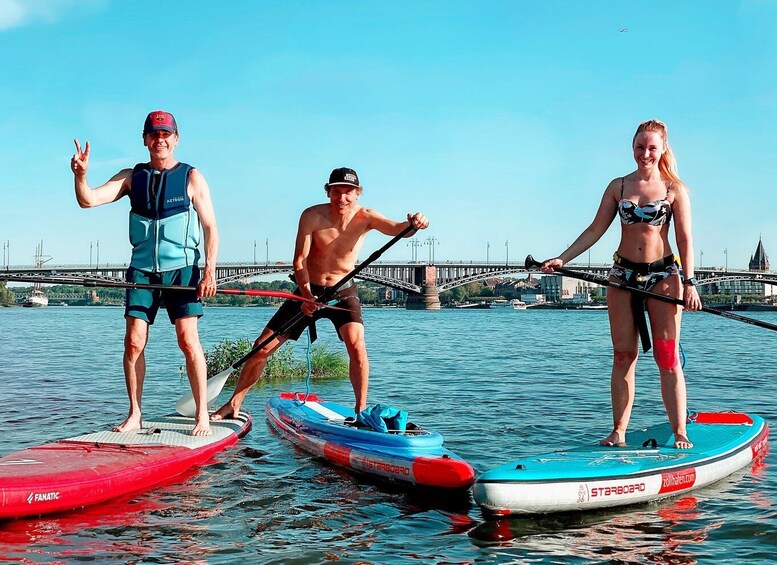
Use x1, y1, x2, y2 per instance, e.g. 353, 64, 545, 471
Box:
541, 119, 702, 449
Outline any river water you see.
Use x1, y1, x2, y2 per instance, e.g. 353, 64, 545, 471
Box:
0, 305, 774, 563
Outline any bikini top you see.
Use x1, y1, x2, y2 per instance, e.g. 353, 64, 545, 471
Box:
617, 177, 672, 226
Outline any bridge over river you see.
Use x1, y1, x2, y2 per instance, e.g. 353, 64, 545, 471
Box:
4, 261, 776, 309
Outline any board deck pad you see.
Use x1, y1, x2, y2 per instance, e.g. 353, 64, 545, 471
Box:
66, 415, 241, 447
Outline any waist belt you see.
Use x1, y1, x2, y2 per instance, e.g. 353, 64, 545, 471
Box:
613, 252, 677, 274
303, 279, 356, 343
290, 275, 355, 294
612, 253, 678, 354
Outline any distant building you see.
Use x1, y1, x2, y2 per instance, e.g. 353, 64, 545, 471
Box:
521, 293, 546, 305
572, 292, 592, 304
749, 237, 770, 271
540, 275, 599, 302
376, 286, 404, 302
715, 237, 773, 298
520, 276, 544, 303
495, 278, 536, 296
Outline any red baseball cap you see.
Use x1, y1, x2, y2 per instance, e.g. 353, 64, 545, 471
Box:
143, 110, 178, 135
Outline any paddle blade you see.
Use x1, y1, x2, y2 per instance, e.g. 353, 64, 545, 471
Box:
175, 366, 234, 417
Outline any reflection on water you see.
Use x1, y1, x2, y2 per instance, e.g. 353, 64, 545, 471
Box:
0, 469, 192, 561
0, 307, 775, 562
469, 496, 717, 563
469, 463, 774, 563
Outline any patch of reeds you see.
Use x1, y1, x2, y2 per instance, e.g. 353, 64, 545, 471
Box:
199, 338, 348, 386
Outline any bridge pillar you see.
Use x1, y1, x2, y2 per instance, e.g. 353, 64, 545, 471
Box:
405, 285, 441, 310
406, 265, 441, 310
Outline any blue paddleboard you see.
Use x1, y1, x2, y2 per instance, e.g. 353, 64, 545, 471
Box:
265, 392, 474, 488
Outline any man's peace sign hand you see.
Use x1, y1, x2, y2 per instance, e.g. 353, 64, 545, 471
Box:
71, 139, 90, 176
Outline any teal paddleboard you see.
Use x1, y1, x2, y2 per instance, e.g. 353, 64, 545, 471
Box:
474, 411, 769, 515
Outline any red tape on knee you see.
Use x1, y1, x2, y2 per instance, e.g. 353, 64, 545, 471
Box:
654, 338, 678, 370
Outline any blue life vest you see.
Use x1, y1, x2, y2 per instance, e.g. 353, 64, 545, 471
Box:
128, 162, 201, 272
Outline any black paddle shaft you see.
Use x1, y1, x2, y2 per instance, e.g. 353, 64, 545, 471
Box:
0, 276, 210, 294
0, 275, 339, 307
230, 224, 418, 369
524, 254, 777, 333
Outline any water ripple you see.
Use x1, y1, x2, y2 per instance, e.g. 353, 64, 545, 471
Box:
0, 306, 774, 562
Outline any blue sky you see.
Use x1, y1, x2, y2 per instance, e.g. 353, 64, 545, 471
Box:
1, 1, 775, 271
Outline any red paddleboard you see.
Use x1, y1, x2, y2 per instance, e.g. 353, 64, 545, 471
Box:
0, 412, 251, 519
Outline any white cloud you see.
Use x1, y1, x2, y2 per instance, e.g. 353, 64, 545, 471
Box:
0, 0, 27, 29
0, 0, 104, 31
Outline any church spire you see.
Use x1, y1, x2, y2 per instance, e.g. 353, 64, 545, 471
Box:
749, 236, 770, 271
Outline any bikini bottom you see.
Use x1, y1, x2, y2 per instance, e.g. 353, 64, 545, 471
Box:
609, 252, 680, 353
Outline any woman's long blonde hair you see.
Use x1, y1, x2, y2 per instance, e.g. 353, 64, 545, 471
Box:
633, 120, 684, 188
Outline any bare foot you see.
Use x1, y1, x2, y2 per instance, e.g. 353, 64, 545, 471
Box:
192, 420, 212, 437
210, 403, 239, 421
113, 413, 142, 433
600, 430, 626, 447
674, 434, 693, 449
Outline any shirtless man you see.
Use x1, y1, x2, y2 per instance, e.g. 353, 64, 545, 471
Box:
211, 167, 428, 419
71, 110, 218, 436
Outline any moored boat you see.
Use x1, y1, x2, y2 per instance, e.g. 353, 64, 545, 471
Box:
22, 241, 51, 308
23, 289, 49, 308
453, 302, 491, 309
492, 299, 527, 309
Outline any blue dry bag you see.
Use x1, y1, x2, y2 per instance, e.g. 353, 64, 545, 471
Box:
356, 404, 408, 433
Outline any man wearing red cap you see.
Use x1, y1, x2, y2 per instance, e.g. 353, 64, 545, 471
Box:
70, 110, 218, 436
211, 167, 428, 420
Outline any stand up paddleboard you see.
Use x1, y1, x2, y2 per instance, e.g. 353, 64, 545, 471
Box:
266, 392, 474, 489
0, 412, 252, 519
474, 411, 768, 516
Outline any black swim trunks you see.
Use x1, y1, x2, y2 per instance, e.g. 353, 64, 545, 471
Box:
266, 281, 363, 341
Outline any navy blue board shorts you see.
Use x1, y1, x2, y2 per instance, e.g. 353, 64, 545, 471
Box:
125, 266, 204, 325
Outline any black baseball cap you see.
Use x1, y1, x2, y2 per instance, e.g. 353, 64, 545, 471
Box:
325, 167, 361, 189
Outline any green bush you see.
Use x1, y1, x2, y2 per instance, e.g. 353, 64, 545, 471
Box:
197, 338, 349, 387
